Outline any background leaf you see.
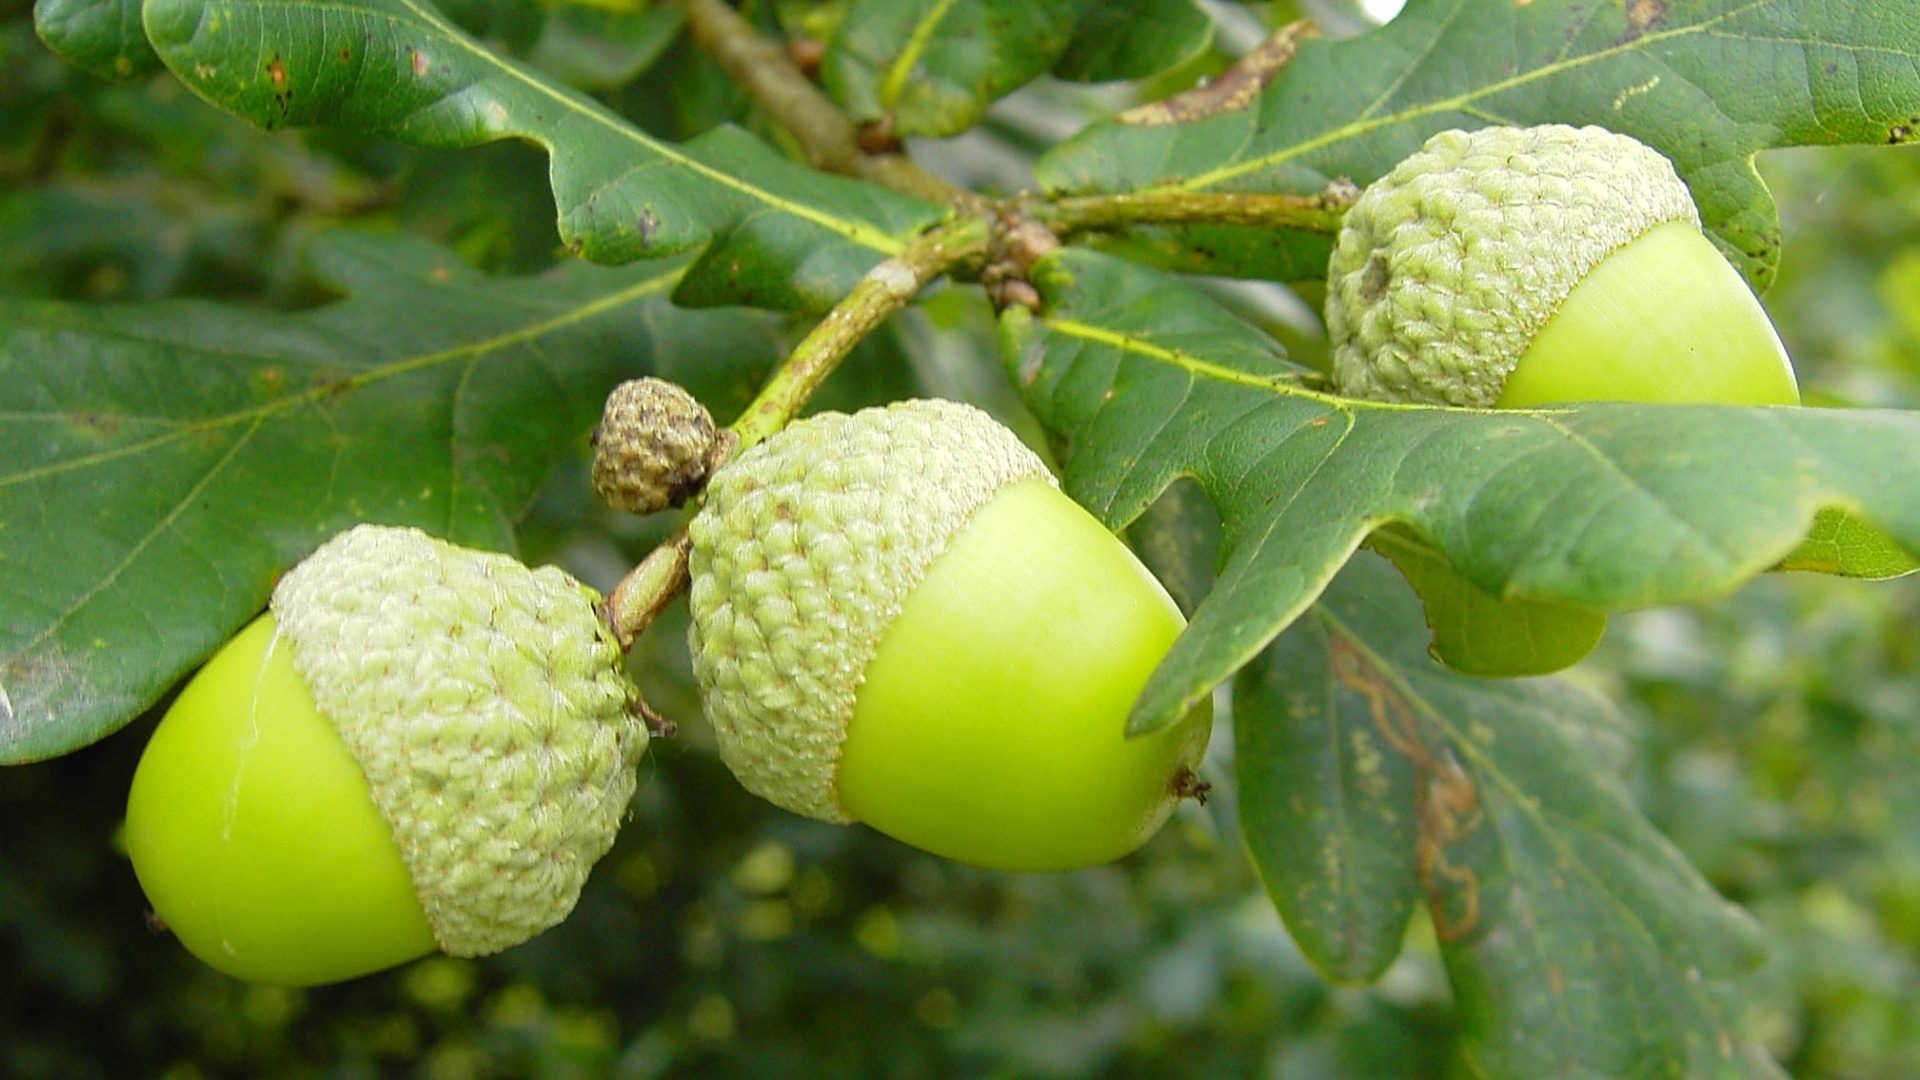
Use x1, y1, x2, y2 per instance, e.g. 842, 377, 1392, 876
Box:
0, 231, 783, 763
525, 3, 683, 91
1037, 0, 1920, 288
821, 0, 1090, 137
31, 0, 160, 81
1053, 0, 1213, 86
1242, 552, 1776, 1077
141, 0, 945, 312
1007, 249, 1920, 734
818, 0, 1212, 138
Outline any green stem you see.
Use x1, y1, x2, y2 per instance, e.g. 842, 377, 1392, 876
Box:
1037, 185, 1358, 236
728, 216, 991, 451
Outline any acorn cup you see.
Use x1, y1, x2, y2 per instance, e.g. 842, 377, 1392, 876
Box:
1326, 123, 1801, 409
124, 525, 648, 986
686, 399, 1213, 873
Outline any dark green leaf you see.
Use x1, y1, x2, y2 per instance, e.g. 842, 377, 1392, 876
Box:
1235, 559, 1421, 984
1037, 0, 1920, 288
32, 0, 161, 81
1054, 0, 1212, 85
526, 3, 683, 90
821, 0, 1090, 137
1247, 552, 1775, 1078
140, 0, 944, 311
0, 231, 782, 763
1128, 476, 1220, 619
1006, 249, 1920, 734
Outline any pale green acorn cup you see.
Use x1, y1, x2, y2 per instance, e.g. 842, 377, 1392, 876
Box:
1326, 123, 1800, 409
125, 525, 648, 986
687, 399, 1213, 873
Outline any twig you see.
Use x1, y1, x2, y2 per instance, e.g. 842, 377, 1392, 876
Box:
675, 0, 978, 208
728, 215, 990, 451
1036, 184, 1358, 237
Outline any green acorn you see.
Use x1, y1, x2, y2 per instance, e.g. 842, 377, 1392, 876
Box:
125, 525, 648, 986
687, 399, 1213, 873
1327, 123, 1800, 408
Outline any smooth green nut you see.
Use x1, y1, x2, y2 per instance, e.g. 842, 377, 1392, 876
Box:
1327, 124, 1800, 408
125, 525, 648, 986
687, 400, 1212, 872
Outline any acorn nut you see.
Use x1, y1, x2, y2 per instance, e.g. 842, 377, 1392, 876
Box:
125, 525, 648, 986
1327, 124, 1800, 408
687, 399, 1213, 872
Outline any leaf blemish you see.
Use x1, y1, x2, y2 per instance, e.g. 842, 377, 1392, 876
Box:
1116, 20, 1316, 127
1333, 639, 1483, 942
1612, 75, 1659, 111
267, 56, 287, 89
1618, 0, 1669, 43
71, 412, 122, 438
411, 48, 430, 78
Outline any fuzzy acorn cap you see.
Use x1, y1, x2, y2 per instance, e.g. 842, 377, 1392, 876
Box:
270, 525, 647, 957
687, 399, 1053, 823
1327, 124, 1701, 407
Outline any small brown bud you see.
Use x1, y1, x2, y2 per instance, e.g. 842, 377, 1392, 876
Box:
857, 116, 902, 156
786, 37, 826, 78
591, 378, 730, 515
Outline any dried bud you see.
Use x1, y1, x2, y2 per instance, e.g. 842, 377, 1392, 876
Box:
591, 378, 730, 515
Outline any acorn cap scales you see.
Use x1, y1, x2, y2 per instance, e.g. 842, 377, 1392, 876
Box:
270, 524, 647, 956
1326, 123, 1701, 408
686, 400, 1052, 823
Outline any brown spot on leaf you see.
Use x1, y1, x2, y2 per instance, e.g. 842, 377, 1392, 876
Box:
71, 412, 122, 438
411, 48, 430, 77
266, 55, 287, 88
1119, 20, 1319, 126
1892, 119, 1918, 145
1618, 0, 1669, 44
312, 375, 354, 404
1332, 636, 1484, 943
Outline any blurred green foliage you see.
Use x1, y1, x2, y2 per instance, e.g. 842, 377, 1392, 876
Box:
5, 1, 1920, 1076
